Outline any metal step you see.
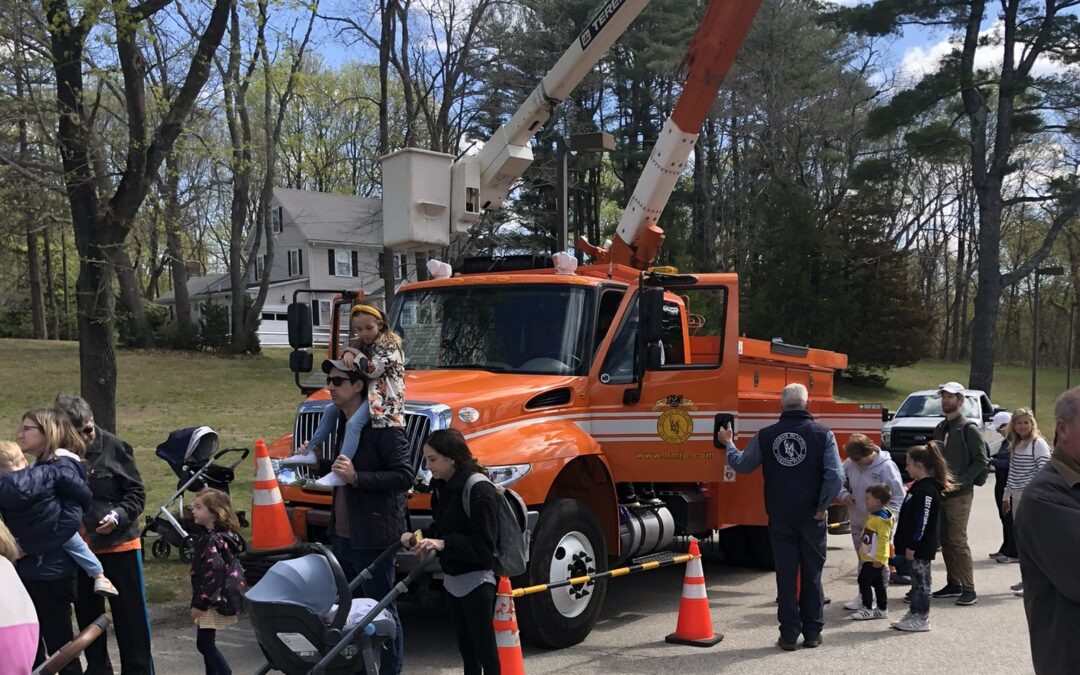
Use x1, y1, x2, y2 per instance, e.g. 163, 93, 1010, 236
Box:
630, 550, 681, 566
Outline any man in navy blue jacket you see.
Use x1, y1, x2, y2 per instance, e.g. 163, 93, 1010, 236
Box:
717, 383, 843, 651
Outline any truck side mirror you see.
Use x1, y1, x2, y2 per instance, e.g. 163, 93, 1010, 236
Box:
882, 408, 893, 423
289, 350, 313, 374
640, 288, 664, 344
288, 302, 313, 349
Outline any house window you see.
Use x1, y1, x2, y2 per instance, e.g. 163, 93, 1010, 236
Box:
328, 249, 358, 277
254, 255, 266, 281
271, 206, 283, 234
398, 253, 408, 281
288, 249, 304, 277
311, 299, 332, 327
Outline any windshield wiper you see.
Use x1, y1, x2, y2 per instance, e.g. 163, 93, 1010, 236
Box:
442, 364, 510, 373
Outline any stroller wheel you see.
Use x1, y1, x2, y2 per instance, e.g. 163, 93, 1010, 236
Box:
179, 535, 196, 564
152, 539, 172, 560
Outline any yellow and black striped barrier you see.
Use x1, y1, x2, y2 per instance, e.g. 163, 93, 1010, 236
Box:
510, 551, 694, 599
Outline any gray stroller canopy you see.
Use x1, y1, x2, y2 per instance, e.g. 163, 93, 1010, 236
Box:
246, 554, 338, 617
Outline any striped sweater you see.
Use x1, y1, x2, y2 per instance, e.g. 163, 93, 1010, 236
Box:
1006, 437, 1052, 491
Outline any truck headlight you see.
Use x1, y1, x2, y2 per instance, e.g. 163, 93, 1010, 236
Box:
882, 429, 892, 447
487, 464, 531, 487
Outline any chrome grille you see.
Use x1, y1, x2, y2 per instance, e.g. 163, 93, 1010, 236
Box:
293, 407, 431, 476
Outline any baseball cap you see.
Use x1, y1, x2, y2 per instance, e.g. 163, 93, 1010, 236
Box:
991, 411, 1012, 429
321, 359, 361, 381
938, 381, 966, 395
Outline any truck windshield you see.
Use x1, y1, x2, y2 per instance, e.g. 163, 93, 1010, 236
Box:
895, 394, 982, 420
392, 285, 593, 375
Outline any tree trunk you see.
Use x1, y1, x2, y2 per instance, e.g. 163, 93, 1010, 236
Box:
967, 187, 1003, 394
164, 153, 194, 342
43, 227, 59, 340
26, 224, 48, 340
113, 246, 152, 346
77, 244, 118, 433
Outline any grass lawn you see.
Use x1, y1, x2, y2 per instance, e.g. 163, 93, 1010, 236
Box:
0, 339, 304, 603
0, 339, 1070, 602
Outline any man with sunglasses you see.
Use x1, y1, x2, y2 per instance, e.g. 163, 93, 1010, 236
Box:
318, 359, 412, 675
54, 394, 154, 675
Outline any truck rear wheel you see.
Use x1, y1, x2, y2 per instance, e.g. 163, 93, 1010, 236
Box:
517, 499, 608, 649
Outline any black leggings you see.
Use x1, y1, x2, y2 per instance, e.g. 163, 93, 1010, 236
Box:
446, 582, 500, 675
858, 561, 888, 610
196, 628, 231, 675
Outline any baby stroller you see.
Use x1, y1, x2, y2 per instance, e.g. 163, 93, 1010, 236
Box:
247, 543, 434, 675
140, 425, 250, 562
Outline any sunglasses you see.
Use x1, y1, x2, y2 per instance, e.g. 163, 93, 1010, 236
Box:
326, 376, 356, 387
81, 424, 95, 436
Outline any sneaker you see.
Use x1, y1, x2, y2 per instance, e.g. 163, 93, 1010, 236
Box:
850, 608, 886, 620
776, 637, 798, 652
313, 471, 346, 488
280, 450, 318, 467
1014, 588, 1024, 597
956, 590, 978, 606
1010, 581, 1024, 592
843, 594, 867, 610
996, 556, 1020, 564
989, 551, 1006, 561
932, 584, 963, 598
802, 635, 822, 648
892, 573, 912, 586
903, 590, 913, 603
892, 615, 931, 632
94, 577, 119, 597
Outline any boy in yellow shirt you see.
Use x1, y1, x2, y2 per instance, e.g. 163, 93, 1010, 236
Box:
852, 483, 894, 620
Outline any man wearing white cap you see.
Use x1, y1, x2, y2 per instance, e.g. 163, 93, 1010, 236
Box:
931, 382, 990, 606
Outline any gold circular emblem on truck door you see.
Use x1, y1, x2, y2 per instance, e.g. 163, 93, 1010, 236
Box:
657, 408, 693, 444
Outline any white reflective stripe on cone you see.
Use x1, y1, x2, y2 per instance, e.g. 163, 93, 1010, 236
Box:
254, 457, 276, 482
682, 582, 708, 600
253, 487, 284, 506
686, 557, 703, 577
495, 631, 520, 648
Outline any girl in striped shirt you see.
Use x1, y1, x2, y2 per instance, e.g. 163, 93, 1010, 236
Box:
1002, 408, 1051, 595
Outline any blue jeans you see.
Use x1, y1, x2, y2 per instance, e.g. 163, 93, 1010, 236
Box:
63, 533, 104, 577
331, 535, 402, 675
770, 518, 827, 643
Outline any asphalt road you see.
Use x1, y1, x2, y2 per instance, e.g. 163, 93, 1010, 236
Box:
112, 480, 1034, 674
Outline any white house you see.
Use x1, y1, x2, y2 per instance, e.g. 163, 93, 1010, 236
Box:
157, 187, 416, 347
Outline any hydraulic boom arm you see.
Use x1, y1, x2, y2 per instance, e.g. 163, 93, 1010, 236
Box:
454, 0, 653, 228
578, 0, 763, 269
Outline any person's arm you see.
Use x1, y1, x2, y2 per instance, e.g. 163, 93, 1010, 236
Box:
884, 461, 906, 516
353, 430, 413, 492
725, 435, 762, 473
1034, 438, 1052, 470
52, 460, 92, 510
836, 460, 853, 503
439, 482, 499, 566
817, 432, 843, 513
107, 437, 146, 528
955, 423, 990, 487
362, 338, 403, 380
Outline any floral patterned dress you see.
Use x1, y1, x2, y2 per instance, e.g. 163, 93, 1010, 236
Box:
358, 332, 406, 428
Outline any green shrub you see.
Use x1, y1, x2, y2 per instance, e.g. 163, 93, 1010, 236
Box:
198, 302, 231, 350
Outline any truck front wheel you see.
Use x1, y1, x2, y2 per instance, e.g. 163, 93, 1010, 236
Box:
517, 499, 608, 649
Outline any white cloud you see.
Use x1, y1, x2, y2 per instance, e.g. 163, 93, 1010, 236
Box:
897, 20, 1077, 84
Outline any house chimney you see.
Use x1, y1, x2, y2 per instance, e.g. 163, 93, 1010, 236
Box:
185, 261, 203, 278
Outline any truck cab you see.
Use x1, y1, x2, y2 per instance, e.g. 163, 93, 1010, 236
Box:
882, 388, 995, 475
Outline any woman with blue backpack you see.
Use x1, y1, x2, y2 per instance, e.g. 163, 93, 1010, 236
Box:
401, 429, 501, 675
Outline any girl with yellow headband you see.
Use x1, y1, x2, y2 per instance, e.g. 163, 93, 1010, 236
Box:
343, 303, 405, 427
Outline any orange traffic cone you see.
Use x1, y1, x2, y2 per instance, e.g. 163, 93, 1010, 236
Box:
249, 439, 299, 552
666, 539, 723, 647
493, 577, 526, 675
